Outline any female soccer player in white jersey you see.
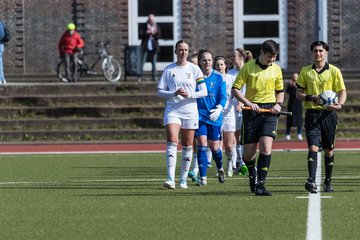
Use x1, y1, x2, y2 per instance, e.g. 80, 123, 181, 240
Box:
157, 40, 207, 189
227, 48, 253, 175
195, 49, 227, 186
214, 56, 237, 177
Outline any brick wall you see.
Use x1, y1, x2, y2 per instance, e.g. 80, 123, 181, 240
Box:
287, 0, 317, 72
1, 0, 128, 75
182, 0, 234, 62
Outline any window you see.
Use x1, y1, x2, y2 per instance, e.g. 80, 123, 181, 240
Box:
128, 0, 181, 71
234, 0, 288, 68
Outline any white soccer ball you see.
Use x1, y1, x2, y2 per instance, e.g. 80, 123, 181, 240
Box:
319, 90, 338, 108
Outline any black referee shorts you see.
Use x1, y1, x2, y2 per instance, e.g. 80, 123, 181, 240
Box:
241, 103, 279, 144
305, 109, 338, 150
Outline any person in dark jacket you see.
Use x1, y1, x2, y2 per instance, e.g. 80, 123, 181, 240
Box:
140, 14, 161, 82
285, 73, 303, 140
58, 23, 84, 82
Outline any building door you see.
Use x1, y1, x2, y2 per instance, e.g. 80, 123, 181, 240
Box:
234, 0, 288, 69
128, 0, 181, 71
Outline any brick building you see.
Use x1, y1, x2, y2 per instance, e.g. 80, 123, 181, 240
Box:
0, 0, 358, 78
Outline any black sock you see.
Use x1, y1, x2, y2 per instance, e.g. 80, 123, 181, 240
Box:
245, 158, 256, 178
325, 155, 334, 181
307, 151, 318, 181
257, 154, 271, 182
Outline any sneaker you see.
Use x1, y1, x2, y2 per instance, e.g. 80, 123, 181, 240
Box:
179, 179, 188, 189
188, 171, 197, 182
163, 178, 175, 189
285, 134, 291, 141
305, 178, 318, 193
239, 165, 248, 176
249, 175, 257, 193
297, 134, 303, 141
255, 181, 272, 196
196, 176, 207, 186
226, 160, 233, 177
218, 169, 226, 183
323, 179, 333, 193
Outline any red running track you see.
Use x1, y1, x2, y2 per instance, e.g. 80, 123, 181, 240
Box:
0, 139, 359, 153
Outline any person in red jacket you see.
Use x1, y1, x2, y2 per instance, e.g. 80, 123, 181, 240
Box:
58, 23, 84, 82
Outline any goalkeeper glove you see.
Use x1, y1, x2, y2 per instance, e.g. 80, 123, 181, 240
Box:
209, 104, 223, 121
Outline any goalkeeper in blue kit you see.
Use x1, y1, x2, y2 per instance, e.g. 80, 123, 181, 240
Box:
195, 49, 227, 186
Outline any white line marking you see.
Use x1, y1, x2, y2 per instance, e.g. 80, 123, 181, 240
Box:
0, 148, 359, 156
0, 175, 358, 186
297, 196, 333, 199
306, 152, 322, 240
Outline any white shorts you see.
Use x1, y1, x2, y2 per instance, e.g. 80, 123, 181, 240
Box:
235, 113, 243, 131
164, 115, 199, 129
222, 116, 236, 132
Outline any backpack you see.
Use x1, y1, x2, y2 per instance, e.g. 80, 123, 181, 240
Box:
0, 21, 10, 43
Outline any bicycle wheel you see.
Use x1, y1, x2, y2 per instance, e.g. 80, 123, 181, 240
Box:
102, 57, 122, 82
56, 59, 69, 83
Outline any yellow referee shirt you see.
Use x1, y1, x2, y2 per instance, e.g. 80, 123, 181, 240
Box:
233, 59, 284, 103
297, 63, 346, 110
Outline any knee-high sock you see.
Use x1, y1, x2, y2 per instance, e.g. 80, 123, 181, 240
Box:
324, 155, 334, 181
257, 153, 271, 182
180, 146, 193, 181
197, 146, 208, 177
231, 148, 237, 168
206, 147, 212, 166
190, 153, 199, 175
236, 144, 244, 165
212, 148, 223, 170
166, 142, 178, 180
245, 158, 256, 178
225, 148, 235, 163
307, 151, 318, 181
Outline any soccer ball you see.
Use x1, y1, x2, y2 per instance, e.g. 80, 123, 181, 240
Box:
319, 90, 338, 108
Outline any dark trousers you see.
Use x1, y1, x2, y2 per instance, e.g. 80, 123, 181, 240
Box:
142, 50, 158, 81
64, 52, 79, 82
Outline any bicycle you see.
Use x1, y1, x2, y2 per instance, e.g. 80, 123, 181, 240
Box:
57, 40, 122, 83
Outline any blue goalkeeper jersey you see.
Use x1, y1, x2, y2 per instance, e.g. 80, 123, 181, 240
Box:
196, 69, 227, 126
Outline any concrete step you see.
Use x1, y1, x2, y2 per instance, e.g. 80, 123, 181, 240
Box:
0, 94, 164, 106
0, 105, 164, 119
0, 81, 158, 96
0, 117, 163, 129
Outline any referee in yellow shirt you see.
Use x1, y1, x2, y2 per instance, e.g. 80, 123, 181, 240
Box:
296, 41, 346, 194
231, 40, 284, 196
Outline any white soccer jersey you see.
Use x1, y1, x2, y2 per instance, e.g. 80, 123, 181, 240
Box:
228, 68, 246, 118
158, 62, 204, 119
223, 73, 236, 118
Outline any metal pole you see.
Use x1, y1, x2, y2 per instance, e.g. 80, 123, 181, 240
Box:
317, 0, 328, 42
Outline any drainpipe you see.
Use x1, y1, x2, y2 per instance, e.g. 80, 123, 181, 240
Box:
317, 0, 328, 42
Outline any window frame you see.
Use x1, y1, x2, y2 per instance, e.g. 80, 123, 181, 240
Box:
234, 0, 288, 69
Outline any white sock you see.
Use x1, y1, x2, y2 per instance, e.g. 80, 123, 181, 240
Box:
225, 149, 233, 162
166, 142, 178, 181
191, 154, 199, 175
180, 146, 193, 181
206, 147, 212, 166
236, 144, 245, 166
231, 148, 237, 168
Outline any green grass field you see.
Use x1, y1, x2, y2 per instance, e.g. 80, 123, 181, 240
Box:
0, 151, 359, 240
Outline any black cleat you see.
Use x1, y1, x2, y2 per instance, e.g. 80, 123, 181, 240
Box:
305, 178, 318, 194
218, 169, 226, 183
323, 179, 333, 193
255, 181, 272, 196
